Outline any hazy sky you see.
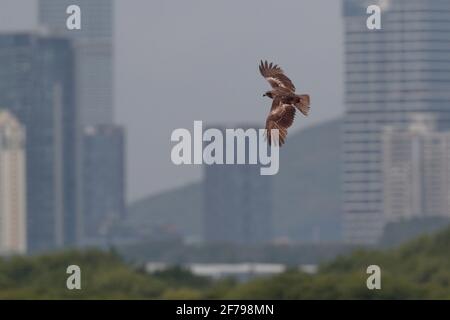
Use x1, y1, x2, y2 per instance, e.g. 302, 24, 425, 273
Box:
0, 0, 344, 201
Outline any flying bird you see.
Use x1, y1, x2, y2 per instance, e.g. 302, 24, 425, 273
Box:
259, 60, 310, 146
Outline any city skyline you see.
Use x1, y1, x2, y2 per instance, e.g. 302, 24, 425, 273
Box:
0, 1, 127, 254
342, 0, 450, 244
1, 0, 450, 304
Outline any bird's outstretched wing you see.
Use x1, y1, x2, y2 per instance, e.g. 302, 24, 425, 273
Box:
265, 97, 296, 146
259, 60, 296, 93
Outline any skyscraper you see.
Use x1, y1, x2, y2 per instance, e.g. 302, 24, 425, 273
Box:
0, 110, 27, 255
38, 0, 126, 247
38, 0, 114, 126
203, 126, 272, 245
82, 124, 126, 245
0, 33, 80, 253
342, 0, 450, 244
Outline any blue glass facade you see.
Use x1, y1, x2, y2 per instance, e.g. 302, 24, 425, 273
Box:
0, 34, 80, 252
39, 0, 114, 126
82, 124, 125, 244
203, 126, 273, 244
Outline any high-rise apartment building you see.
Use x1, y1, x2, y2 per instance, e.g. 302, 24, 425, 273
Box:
383, 115, 450, 221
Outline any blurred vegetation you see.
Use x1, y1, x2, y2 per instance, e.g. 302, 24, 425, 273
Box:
1, 226, 450, 299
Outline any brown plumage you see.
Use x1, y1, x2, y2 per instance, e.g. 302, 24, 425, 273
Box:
259, 60, 311, 146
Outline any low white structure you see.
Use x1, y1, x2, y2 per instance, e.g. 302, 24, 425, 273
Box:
146, 262, 317, 281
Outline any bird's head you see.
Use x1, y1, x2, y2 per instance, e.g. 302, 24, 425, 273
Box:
263, 91, 273, 99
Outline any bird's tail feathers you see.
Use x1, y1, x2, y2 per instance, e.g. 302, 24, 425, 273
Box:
295, 95, 310, 116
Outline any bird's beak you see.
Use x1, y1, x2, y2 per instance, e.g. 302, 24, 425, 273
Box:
263, 94, 266, 97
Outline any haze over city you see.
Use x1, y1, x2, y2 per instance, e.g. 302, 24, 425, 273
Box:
0, 0, 344, 200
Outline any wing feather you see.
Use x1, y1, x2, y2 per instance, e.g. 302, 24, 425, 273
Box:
259, 60, 296, 92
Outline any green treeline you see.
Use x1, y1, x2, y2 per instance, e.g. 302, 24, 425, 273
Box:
1, 226, 450, 299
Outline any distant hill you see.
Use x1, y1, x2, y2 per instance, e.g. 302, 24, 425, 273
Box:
274, 118, 342, 241
121, 118, 343, 243
117, 182, 203, 240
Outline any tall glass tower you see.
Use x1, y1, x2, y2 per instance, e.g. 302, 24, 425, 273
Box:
39, 0, 114, 126
82, 124, 126, 245
0, 33, 80, 252
342, 0, 450, 244
203, 125, 273, 245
